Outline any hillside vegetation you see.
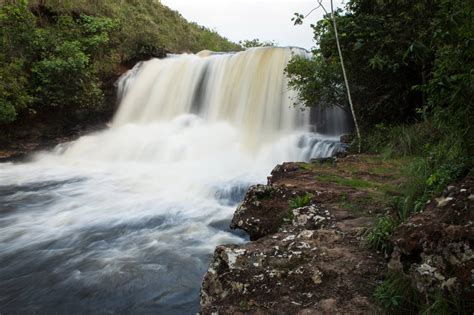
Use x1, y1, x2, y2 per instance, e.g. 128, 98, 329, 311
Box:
286, 0, 473, 312
0, 0, 240, 141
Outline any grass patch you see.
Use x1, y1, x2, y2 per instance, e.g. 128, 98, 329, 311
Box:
420, 291, 468, 315
317, 173, 378, 189
374, 272, 421, 313
338, 193, 385, 214
371, 164, 395, 175
375, 272, 469, 314
297, 162, 314, 171
365, 215, 397, 254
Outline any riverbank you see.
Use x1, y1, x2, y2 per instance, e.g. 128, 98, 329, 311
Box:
200, 154, 473, 313
0, 120, 108, 163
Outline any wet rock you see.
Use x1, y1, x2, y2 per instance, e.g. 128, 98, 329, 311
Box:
230, 184, 291, 240
267, 163, 300, 185
339, 134, 354, 144
389, 176, 473, 309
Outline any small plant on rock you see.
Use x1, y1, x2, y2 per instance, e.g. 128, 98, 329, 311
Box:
365, 215, 396, 254
374, 272, 420, 313
288, 192, 314, 209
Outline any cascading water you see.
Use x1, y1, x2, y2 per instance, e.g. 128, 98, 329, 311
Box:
0, 47, 348, 314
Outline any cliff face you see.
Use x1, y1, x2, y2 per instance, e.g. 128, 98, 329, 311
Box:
199, 155, 473, 314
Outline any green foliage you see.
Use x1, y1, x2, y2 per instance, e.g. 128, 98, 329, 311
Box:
0, 1, 36, 123
287, 2, 472, 313
423, 0, 474, 159
399, 140, 468, 219
317, 173, 377, 189
36, 0, 240, 56
0, 58, 34, 123
0, 2, 118, 121
0, 0, 240, 125
288, 192, 314, 209
285, 54, 344, 109
239, 39, 277, 49
374, 272, 420, 313
362, 121, 469, 222
360, 122, 440, 157
375, 272, 467, 314
365, 215, 396, 254
286, 0, 473, 137
287, 1, 439, 127
31, 14, 118, 109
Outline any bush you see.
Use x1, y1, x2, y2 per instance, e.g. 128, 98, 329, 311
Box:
359, 122, 439, 157
31, 14, 118, 110
0, 2, 120, 123
0, 1, 36, 123
286, 1, 439, 128
0, 58, 34, 123
375, 272, 465, 314
0, 0, 240, 127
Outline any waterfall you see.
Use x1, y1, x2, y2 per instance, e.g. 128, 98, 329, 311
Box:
114, 48, 308, 147
0, 47, 348, 314
59, 47, 346, 161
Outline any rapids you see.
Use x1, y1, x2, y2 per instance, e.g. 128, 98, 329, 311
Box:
0, 47, 348, 314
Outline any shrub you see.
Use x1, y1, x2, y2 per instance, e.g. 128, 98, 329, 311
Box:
374, 272, 420, 313
365, 215, 396, 254
0, 1, 36, 123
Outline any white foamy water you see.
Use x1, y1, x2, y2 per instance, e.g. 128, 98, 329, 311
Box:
0, 47, 347, 314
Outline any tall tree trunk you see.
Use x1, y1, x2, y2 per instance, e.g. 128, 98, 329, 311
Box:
330, 0, 362, 152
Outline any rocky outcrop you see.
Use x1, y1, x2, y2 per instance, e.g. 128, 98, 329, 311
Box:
389, 176, 473, 309
200, 155, 473, 314
200, 155, 405, 314
201, 227, 382, 314
230, 184, 290, 241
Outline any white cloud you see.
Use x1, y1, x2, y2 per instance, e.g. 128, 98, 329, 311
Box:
160, 0, 345, 50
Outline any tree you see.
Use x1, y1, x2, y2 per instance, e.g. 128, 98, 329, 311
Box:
0, 1, 36, 123
287, 0, 438, 129
239, 38, 277, 49
291, 0, 361, 151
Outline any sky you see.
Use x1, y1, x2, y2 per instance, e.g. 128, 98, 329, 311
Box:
160, 0, 346, 50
